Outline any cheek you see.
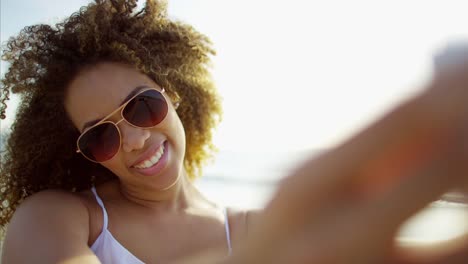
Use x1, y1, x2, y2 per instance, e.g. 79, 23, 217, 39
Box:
100, 158, 127, 177
162, 109, 186, 159
171, 111, 186, 146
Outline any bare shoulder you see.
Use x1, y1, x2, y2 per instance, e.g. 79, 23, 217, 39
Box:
2, 189, 100, 263
8, 189, 90, 223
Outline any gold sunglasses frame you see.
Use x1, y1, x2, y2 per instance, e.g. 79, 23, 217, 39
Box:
76, 87, 167, 163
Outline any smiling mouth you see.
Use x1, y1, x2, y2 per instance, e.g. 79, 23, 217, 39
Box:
133, 143, 165, 169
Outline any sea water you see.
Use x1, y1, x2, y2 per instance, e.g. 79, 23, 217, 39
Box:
197, 149, 468, 243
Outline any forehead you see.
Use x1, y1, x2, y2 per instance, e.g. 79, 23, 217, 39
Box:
65, 63, 158, 129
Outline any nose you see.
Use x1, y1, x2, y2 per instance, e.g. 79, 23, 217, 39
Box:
119, 122, 151, 153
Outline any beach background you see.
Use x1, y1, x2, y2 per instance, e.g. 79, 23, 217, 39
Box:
2, 0, 468, 254
196, 149, 468, 243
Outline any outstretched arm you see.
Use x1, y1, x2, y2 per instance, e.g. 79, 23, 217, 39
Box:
224, 63, 468, 263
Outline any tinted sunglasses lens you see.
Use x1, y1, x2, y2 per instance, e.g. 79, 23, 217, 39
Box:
123, 89, 168, 127
78, 123, 120, 162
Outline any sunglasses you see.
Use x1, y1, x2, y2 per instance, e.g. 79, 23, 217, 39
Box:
76, 87, 168, 163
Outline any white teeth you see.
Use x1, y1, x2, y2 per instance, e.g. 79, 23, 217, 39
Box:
142, 160, 152, 168
134, 144, 165, 169
150, 155, 159, 164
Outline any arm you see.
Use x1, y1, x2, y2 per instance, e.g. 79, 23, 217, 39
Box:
224, 64, 468, 263
1, 190, 101, 264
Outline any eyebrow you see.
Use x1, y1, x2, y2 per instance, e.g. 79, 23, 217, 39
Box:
81, 85, 149, 131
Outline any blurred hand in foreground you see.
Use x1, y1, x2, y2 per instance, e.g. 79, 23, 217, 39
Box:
223, 63, 468, 264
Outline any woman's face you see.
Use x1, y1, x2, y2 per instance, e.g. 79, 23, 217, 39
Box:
65, 62, 186, 190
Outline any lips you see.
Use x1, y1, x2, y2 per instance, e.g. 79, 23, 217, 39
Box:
133, 143, 165, 169
131, 141, 169, 176
131, 141, 165, 168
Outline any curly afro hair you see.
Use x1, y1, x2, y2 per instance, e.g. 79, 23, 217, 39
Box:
0, 0, 222, 229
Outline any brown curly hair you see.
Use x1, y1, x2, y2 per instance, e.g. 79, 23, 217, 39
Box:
0, 0, 222, 229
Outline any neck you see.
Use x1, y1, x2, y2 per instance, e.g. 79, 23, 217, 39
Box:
118, 170, 204, 212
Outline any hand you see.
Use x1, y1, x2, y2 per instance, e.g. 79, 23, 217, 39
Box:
227, 63, 468, 264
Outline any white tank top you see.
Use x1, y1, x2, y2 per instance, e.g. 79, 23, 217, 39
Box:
90, 187, 232, 264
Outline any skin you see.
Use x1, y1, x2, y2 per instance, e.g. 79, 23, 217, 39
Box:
168, 63, 468, 264
4, 61, 468, 263
64, 62, 187, 197
222, 63, 468, 264
2, 62, 250, 263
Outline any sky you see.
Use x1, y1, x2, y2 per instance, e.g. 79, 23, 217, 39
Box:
2, 0, 468, 152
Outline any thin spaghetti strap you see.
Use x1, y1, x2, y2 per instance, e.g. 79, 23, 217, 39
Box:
91, 186, 109, 230
223, 208, 233, 255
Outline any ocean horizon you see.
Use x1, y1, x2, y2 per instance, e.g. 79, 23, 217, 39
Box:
197, 149, 468, 243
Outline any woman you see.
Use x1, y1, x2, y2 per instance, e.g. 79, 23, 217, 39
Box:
3, 0, 468, 263
1, 0, 250, 263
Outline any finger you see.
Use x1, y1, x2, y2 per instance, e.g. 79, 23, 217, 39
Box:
241, 94, 448, 263
239, 70, 468, 263
266, 91, 451, 224
270, 65, 468, 213
366, 120, 468, 235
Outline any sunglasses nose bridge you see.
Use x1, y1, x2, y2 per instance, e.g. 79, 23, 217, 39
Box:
118, 121, 151, 153
115, 117, 125, 126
